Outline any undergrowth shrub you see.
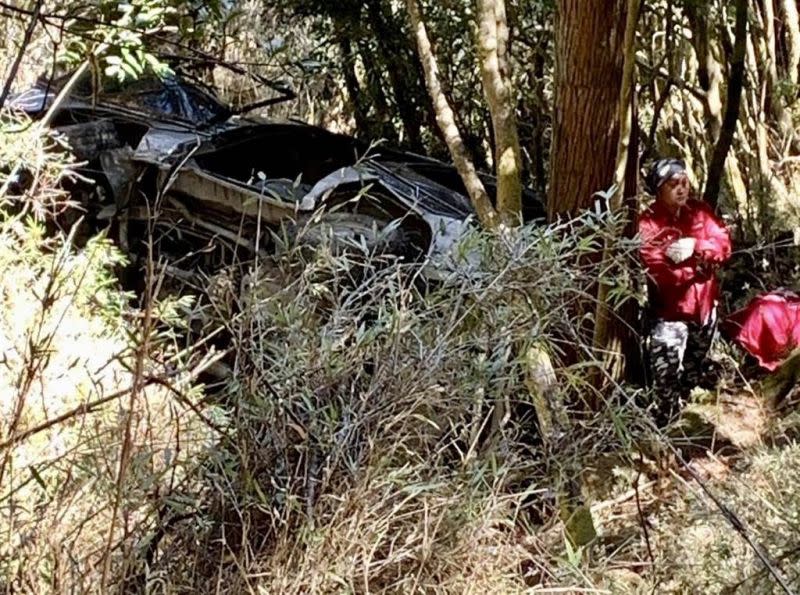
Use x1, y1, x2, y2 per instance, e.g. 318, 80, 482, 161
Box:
146, 212, 656, 593
0, 116, 220, 592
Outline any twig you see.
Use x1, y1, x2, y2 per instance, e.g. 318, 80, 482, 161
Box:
644, 79, 673, 160
0, 61, 89, 199
0, 1, 295, 102
0, 380, 157, 452
590, 479, 656, 513
0, 345, 227, 453
0, 0, 42, 108
665, 439, 796, 594
147, 375, 230, 438
636, 59, 707, 102
101, 186, 161, 588
725, 545, 800, 592
634, 461, 655, 566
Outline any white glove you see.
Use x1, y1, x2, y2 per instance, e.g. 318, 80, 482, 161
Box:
665, 237, 696, 264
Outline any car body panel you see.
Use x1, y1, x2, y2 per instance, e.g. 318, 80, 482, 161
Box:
9, 71, 545, 271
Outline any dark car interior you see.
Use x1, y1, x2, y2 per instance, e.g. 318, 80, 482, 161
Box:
192, 125, 360, 188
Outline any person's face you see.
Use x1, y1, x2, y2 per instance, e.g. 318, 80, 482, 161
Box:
657, 172, 690, 210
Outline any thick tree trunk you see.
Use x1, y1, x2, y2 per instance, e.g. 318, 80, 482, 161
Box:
547, 0, 628, 219
477, 0, 523, 224
704, 0, 747, 208
405, 0, 499, 229
590, 0, 640, 393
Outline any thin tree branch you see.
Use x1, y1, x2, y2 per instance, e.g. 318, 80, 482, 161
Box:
0, 381, 153, 452
0, 0, 42, 108
704, 0, 747, 207
405, 0, 499, 230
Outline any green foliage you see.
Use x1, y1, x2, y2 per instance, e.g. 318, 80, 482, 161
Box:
60, 0, 228, 82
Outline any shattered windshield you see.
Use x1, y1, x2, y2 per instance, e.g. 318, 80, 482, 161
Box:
34, 70, 231, 126
108, 76, 230, 124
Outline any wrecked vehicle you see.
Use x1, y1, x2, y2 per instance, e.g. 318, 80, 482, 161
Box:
8, 69, 545, 273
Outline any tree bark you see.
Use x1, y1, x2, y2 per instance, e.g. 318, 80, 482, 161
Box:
704, 0, 747, 208
747, 30, 791, 240
337, 34, 371, 136
684, 2, 723, 141
590, 0, 640, 393
365, 0, 426, 151
477, 0, 523, 225
405, 0, 500, 229
529, 48, 548, 194
781, 0, 800, 85
357, 40, 399, 143
547, 0, 628, 219
758, 0, 793, 137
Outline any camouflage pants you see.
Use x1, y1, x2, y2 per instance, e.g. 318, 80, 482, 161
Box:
647, 311, 717, 421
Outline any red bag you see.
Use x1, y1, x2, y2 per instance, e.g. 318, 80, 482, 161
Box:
724, 291, 800, 371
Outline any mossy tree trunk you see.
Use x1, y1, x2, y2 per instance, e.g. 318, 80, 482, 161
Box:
405, 0, 523, 229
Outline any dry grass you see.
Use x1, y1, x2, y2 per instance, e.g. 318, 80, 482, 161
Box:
136, 211, 655, 593
0, 115, 222, 592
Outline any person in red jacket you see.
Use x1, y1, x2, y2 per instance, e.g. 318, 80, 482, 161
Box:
639, 158, 732, 419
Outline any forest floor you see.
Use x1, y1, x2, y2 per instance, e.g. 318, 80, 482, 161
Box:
583, 374, 800, 594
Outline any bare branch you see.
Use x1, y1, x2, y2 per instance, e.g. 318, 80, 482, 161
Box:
0, 0, 42, 108
704, 0, 747, 207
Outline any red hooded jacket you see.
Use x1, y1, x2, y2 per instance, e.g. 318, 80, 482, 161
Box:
639, 198, 732, 325
724, 292, 800, 371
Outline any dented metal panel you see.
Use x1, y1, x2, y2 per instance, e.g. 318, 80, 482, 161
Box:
55, 119, 122, 161
162, 167, 305, 224
133, 127, 203, 164
13, 68, 549, 273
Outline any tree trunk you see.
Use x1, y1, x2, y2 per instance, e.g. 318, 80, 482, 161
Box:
547, 0, 628, 219
336, 34, 371, 137
704, 0, 747, 208
477, 0, 523, 225
529, 48, 548, 195
590, 0, 640, 393
365, 0, 426, 151
684, 2, 723, 142
357, 40, 399, 143
748, 35, 791, 241
405, 0, 500, 229
781, 0, 800, 85
758, 0, 793, 138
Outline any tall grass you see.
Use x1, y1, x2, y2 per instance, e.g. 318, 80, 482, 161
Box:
0, 114, 224, 592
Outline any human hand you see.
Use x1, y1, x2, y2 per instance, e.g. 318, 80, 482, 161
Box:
665, 237, 696, 264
